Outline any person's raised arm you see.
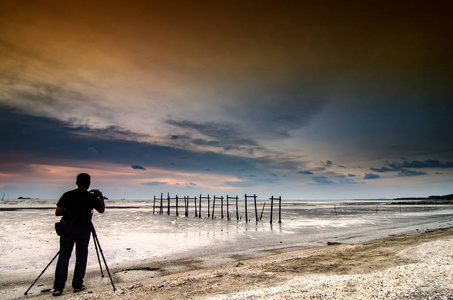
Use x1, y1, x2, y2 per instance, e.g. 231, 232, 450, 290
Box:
92, 190, 105, 213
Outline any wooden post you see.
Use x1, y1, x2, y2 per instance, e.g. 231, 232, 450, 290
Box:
226, 196, 237, 221
244, 194, 248, 222
235, 196, 239, 221
167, 193, 171, 215
226, 195, 230, 221
199, 195, 210, 218
207, 195, 211, 218
221, 196, 224, 219
184, 196, 188, 217
254, 194, 258, 222
175, 195, 179, 216
270, 196, 274, 224
195, 196, 198, 217
278, 196, 282, 223
260, 202, 266, 220
199, 194, 202, 218
212, 196, 216, 219
153, 195, 156, 214
159, 193, 164, 215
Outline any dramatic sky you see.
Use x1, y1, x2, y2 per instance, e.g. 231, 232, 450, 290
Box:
1, 0, 452, 200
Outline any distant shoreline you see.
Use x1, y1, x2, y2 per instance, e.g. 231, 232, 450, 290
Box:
392, 193, 453, 205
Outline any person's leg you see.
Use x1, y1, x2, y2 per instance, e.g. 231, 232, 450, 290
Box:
53, 236, 75, 291
72, 234, 90, 289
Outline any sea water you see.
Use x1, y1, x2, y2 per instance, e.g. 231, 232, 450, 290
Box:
1, 198, 452, 290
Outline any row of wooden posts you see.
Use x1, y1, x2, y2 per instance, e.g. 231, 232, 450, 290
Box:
153, 194, 282, 224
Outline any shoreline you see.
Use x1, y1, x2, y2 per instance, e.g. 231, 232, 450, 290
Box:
26, 227, 453, 299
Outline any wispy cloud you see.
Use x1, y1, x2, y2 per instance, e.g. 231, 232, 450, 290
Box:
311, 176, 335, 185
297, 170, 313, 175
142, 181, 167, 186
364, 173, 380, 180
131, 165, 146, 170
370, 159, 453, 177
167, 119, 263, 154
397, 169, 427, 177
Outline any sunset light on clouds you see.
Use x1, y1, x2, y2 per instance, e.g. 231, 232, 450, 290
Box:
1, 0, 452, 200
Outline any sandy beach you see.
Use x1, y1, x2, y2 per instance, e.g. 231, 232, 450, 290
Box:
25, 227, 453, 300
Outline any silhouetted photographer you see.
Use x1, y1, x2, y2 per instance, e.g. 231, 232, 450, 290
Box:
52, 173, 105, 296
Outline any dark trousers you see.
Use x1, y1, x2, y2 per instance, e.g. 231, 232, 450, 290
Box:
53, 230, 91, 291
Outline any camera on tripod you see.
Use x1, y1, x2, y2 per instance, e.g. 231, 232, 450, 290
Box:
90, 189, 102, 198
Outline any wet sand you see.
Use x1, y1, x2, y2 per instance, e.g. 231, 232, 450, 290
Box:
28, 227, 453, 299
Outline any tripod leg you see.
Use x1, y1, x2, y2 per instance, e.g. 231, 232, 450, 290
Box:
93, 234, 116, 291
91, 224, 116, 291
92, 231, 104, 277
24, 251, 59, 295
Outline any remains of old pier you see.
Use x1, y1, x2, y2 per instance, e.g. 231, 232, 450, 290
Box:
151, 194, 282, 223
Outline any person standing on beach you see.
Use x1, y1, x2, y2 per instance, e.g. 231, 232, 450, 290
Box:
52, 173, 105, 296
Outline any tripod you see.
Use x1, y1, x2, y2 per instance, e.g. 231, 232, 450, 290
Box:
24, 224, 116, 295
91, 223, 116, 291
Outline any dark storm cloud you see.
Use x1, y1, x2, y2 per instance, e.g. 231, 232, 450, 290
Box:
167, 119, 264, 153
371, 159, 453, 176
0, 107, 265, 174
334, 173, 361, 184
231, 90, 328, 138
398, 160, 453, 169
310, 172, 362, 185
323, 161, 334, 168
298, 170, 313, 175
131, 165, 146, 170
364, 173, 380, 180
83, 126, 150, 141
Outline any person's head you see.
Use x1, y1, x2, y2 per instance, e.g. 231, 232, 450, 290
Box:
76, 173, 91, 189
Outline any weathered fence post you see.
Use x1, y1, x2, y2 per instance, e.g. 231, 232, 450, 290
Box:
260, 202, 266, 220
167, 193, 171, 215
244, 194, 249, 222
254, 194, 258, 222
236, 196, 239, 220
199, 195, 210, 218
278, 196, 282, 223
226, 196, 238, 221
193, 195, 197, 218
198, 194, 201, 218
244, 194, 259, 222
221, 196, 224, 219
270, 196, 274, 224
208, 195, 211, 218
159, 193, 164, 215
175, 195, 179, 216
153, 195, 156, 214
212, 196, 216, 219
